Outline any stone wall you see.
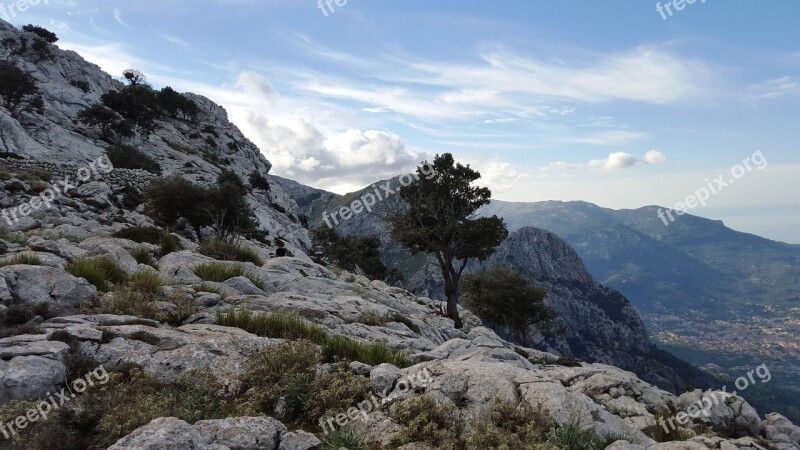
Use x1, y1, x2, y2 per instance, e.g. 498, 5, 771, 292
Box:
0, 157, 155, 193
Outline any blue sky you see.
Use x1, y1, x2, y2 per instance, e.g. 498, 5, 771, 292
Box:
5, 0, 800, 241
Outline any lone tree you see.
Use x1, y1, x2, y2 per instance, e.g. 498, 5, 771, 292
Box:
382, 153, 508, 328
122, 69, 146, 86
0, 62, 39, 113
461, 268, 556, 346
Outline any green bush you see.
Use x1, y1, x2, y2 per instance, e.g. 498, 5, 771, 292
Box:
192, 262, 265, 290
465, 399, 554, 450
22, 25, 58, 43
126, 270, 164, 294
461, 268, 555, 346
65, 257, 128, 291
4, 304, 35, 325
546, 421, 603, 450
106, 144, 160, 174
311, 226, 398, 281
128, 246, 156, 266
321, 428, 370, 450
160, 230, 181, 255
217, 309, 327, 344
113, 227, 163, 245
0, 227, 28, 245
392, 396, 463, 449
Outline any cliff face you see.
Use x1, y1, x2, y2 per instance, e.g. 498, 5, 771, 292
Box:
0, 19, 310, 254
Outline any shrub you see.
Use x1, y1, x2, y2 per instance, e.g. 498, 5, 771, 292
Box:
160, 230, 181, 255
106, 144, 160, 174
311, 226, 397, 281
0, 228, 28, 245
321, 427, 370, 450
646, 412, 691, 442
65, 257, 128, 291
193, 262, 265, 290
461, 268, 555, 346
113, 226, 163, 245
70, 80, 91, 93
126, 270, 163, 294
393, 396, 463, 449
128, 246, 156, 266
22, 25, 58, 43
217, 309, 327, 344
360, 310, 387, 326
198, 236, 263, 265
465, 399, 554, 450
0, 253, 42, 267
248, 171, 270, 191
4, 304, 35, 325
143, 176, 211, 241
546, 421, 603, 450
83, 285, 163, 321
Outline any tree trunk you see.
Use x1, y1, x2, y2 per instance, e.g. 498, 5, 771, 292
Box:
443, 276, 464, 329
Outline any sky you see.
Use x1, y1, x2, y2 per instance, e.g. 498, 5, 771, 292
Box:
4, 0, 800, 242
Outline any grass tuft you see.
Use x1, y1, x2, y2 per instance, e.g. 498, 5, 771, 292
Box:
193, 262, 265, 290
65, 257, 128, 291
216, 309, 327, 344
0, 253, 42, 267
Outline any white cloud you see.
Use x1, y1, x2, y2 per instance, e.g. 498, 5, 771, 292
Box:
644, 150, 667, 164
544, 150, 667, 172
555, 130, 645, 146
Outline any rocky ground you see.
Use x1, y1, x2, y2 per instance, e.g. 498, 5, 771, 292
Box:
0, 207, 798, 449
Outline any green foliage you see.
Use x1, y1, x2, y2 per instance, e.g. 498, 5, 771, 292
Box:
65, 257, 128, 291
311, 226, 399, 281
645, 413, 690, 442
237, 341, 370, 425
248, 170, 270, 191
199, 236, 263, 265
321, 427, 371, 450
126, 270, 164, 294
546, 421, 603, 450
127, 246, 156, 266
0, 227, 28, 245
461, 268, 555, 346
106, 144, 161, 174
160, 230, 182, 255
111, 227, 158, 243
156, 86, 198, 120
22, 25, 58, 43
321, 335, 410, 368
143, 175, 259, 241
465, 400, 555, 450
101, 84, 159, 132
192, 262, 265, 290
192, 282, 229, 300
77, 105, 130, 140
216, 309, 327, 344
393, 396, 463, 449
0, 253, 42, 267
0, 62, 39, 112
382, 153, 508, 328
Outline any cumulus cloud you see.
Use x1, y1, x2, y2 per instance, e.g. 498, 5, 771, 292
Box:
544, 150, 667, 173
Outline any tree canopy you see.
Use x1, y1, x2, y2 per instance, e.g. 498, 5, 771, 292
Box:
461, 268, 556, 346
382, 153, 508, 328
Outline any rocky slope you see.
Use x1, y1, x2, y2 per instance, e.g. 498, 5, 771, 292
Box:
0, 20, 798, 450
275, 176, 715, 394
